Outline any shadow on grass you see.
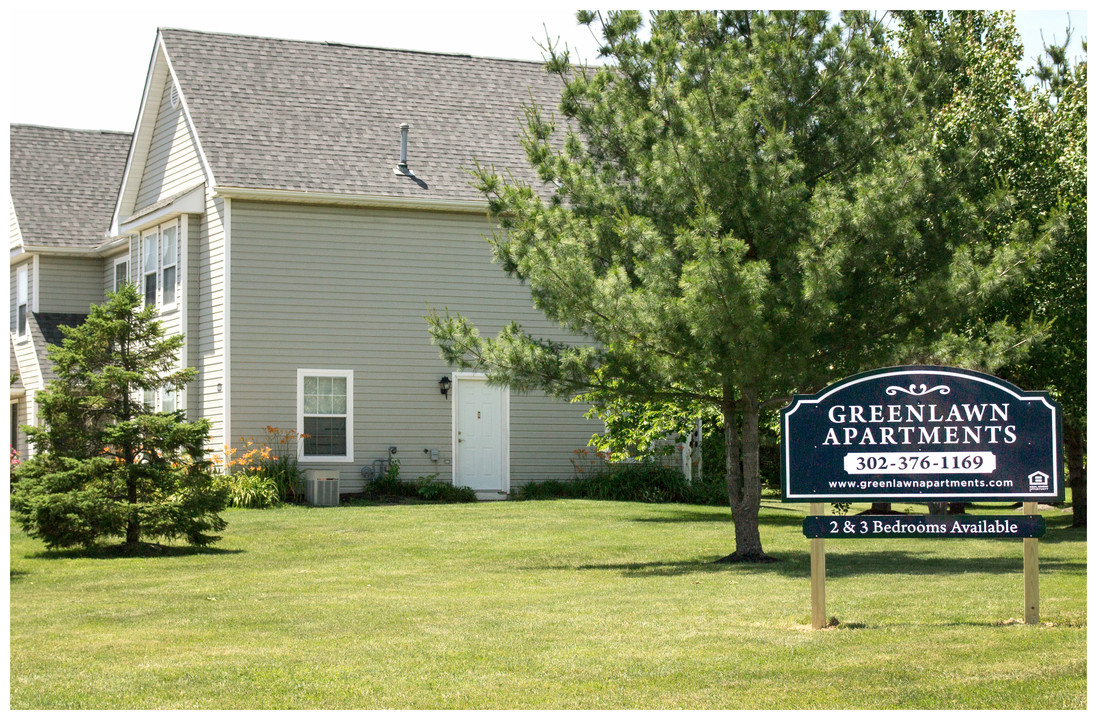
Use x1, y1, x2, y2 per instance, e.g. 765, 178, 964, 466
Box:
10, 569, 29, 582
820, 551, 1085, 578
550, 558, 740, 577
1034, 516, 1087, 544
629, 503, 804, 527
542, 546, 1084, 579
807, 620, 1060, 630
29, 544, 245, 560
630, 509, 731, 524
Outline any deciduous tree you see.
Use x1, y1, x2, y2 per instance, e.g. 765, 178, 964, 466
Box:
898, 11, 1086, 524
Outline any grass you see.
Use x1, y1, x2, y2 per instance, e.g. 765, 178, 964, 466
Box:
9, 498, 1086, 709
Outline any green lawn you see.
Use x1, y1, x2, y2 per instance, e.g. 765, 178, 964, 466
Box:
9, 499, 1086, 709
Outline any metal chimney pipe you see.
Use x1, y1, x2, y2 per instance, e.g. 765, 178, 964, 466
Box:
398, 123, 409, 170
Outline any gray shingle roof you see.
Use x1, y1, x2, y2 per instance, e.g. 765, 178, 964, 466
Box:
159, 28, 564, 202
9, 125, 132, 248
29, 312, 87, 382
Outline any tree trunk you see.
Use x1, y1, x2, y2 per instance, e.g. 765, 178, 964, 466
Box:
125, 467, 140, 547
694, 415, 703, 483
927, 502, 948, 516
716, 388, 778, 563
858, 502, 906, 515
122, 387, 140, 549
722, 389, 741, 511
1064, 419, 1086, 527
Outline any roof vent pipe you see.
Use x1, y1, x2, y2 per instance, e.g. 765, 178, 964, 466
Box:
395, 123, 411, 176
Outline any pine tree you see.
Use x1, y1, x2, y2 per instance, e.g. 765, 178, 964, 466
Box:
11, 285, 227, 550
428, 10, 1045, 561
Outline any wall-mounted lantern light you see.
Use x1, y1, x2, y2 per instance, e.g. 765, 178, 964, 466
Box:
439, 376, 452, 398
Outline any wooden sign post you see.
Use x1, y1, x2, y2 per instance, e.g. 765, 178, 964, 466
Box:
782, 366, 1063, 628
809, 502, 826, 629
1023, 501, 1039, 623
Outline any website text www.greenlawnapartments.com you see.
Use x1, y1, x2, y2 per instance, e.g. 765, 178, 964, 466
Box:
827, 477, 1013, 491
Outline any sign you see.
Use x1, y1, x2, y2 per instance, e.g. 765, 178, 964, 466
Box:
781, 366, 1063, 502
802, 514, 1046, 539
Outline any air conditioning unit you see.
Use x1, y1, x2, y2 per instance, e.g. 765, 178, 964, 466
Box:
305, 469, 340, 507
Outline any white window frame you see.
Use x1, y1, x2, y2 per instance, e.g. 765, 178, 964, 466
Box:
113, 256, 130, 293
161, 386, 177, 414
297, 369, 354, 463
160, 224, 179, 310
139, 220, 182, 311
134, 386, 181, 415
142, 229, 158, 308
11, 400, 20, 457
16, 265, 28, 339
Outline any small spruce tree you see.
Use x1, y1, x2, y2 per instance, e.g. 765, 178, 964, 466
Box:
11, 285, 227, 550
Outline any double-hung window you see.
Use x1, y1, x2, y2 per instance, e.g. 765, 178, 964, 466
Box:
298, 369, 353, 462
139, 221, 181, 310
113, 257, 129, 292
142, 230, 158, 307
16, 266, 28, 337
161, 225, 178, 309
161, 387, 177, 414
138, 387, 178, 414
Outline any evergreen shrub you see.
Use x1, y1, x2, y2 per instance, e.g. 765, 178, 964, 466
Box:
11, 286, 227, 550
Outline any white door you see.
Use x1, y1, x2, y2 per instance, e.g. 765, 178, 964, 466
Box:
454, 375, 508, 492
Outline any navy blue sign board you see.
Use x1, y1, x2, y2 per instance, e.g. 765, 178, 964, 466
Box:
781, 366, 1063, 503
802, 514, 1046, 539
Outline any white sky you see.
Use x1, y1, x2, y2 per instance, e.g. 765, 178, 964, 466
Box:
2, 3, 1089, 133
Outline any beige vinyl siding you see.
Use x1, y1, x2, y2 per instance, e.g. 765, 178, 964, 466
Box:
10, 259, 33, 333
129, 234, 141, 285
11, 398, 29, 461
11, 329, 41, 457
9, 199, 23, 250
102, 247, 130, 296
11, 261, 38, 457
37, 256, 102, 314
229, 201, 601, 492
10, 262, 20, 333
11, 312, 43, 448
194, 194, 228, 448
12, 334, 42, 395
187, 213, 202, 419
134, 76, 205, 211
510, 392, 596, 484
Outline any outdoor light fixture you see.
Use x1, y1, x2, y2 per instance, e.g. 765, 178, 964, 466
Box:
439, 376, 451, 398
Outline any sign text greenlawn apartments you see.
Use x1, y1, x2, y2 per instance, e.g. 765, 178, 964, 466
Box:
781, 366, 1063, 503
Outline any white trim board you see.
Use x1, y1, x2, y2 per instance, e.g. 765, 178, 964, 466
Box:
222, 197, 231, 450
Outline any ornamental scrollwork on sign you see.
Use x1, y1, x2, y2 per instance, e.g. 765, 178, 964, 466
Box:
885, 384, 951, 397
